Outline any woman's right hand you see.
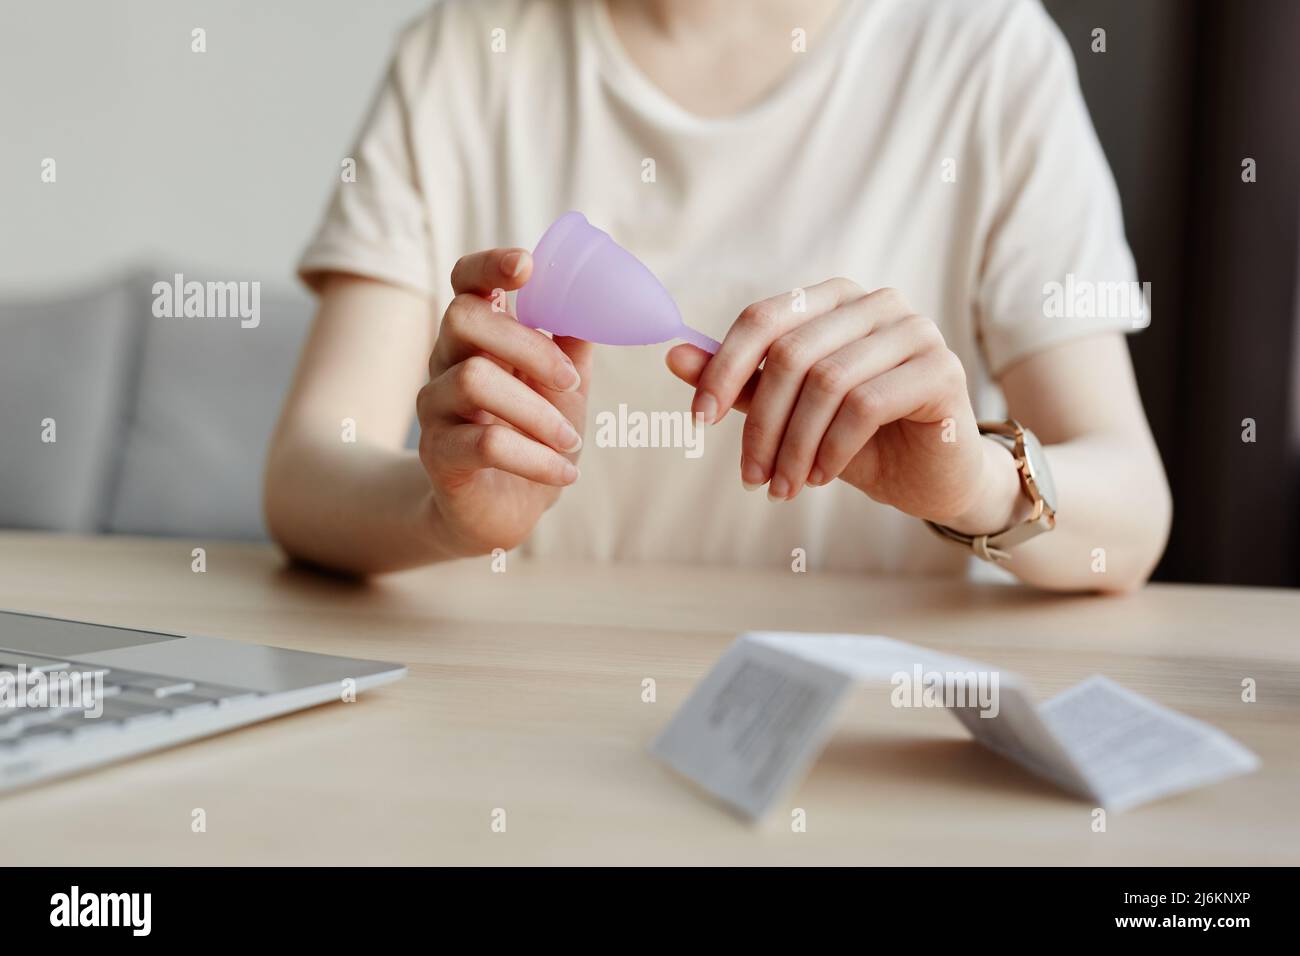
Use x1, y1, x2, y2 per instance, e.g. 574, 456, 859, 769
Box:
417, 248, 593, 556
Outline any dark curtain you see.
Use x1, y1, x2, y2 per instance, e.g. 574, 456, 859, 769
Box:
1043, 0, 1300, 586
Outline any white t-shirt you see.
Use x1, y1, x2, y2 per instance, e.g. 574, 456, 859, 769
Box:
299, 0, 1139, 574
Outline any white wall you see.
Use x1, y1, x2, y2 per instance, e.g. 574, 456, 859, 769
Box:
0, 0, 430, 294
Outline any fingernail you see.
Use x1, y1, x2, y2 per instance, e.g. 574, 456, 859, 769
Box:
554, 363, 581, 392
561, 462, 580, 483
692, 391, 719, 425
503, 251, 528, 278
768, 474, 790, 501
741, 458, 766, 489
559, 424, 583, 453
808, 467, 826, 486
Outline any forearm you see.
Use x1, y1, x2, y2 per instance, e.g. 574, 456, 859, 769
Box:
950, 432, 1171, 592
264, 436, 457, 575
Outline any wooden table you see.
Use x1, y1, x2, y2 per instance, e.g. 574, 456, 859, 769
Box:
1, 531, 1296, 865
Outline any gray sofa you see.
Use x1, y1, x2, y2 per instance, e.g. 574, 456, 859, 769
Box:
0, 270, 315, 539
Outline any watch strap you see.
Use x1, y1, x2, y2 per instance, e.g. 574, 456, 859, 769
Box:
923, 420, 1056, 563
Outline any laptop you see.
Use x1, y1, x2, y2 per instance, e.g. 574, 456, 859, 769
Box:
0, 609, 406, 792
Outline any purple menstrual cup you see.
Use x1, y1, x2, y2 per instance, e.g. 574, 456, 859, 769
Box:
516, 212, 721, 353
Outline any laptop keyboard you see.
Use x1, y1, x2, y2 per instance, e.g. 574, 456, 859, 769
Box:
0, 648, 259, 752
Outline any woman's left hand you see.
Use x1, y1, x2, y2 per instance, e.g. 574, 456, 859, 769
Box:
666, 278, 998, 529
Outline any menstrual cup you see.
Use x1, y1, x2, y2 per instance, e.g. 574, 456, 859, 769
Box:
516, 212, 721, 353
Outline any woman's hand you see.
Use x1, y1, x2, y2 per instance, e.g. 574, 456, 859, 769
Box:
667, 279, 1019, 534
418, 248, 593, 556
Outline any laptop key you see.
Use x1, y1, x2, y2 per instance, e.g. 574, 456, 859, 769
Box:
110, 690, 217, 714
185, 684, 259, 705
20, 723, 76, 740
11, 725, 78, 752
0, 710, 29, 739
10, 706, 75, 727
39, 710, 121, 736
86, 697, 173, 726
107, 672, 197, 697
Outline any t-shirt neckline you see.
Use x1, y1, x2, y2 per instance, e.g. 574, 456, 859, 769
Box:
579, 0, 864, 133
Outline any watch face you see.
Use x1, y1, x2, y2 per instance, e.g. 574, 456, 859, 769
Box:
1021, 429, 1057, 512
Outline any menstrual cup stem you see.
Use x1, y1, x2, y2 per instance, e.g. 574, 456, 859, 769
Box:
679, 326, 722, 354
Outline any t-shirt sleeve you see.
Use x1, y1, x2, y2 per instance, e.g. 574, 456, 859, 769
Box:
974, 1, 1145, 377
297, 25, 435, 298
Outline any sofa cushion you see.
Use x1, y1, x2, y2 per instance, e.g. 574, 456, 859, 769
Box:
0, 278, 138, 532
104, 275, 314, 540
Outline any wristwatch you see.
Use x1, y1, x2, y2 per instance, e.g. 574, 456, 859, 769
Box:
924, 419, 1057, 563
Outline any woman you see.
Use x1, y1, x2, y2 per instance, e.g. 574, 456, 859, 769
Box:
265, 0, 1170, 590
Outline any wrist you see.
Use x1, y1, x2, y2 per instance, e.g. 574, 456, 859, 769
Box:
417, 490, 477, 562
944, 436, 1031, 537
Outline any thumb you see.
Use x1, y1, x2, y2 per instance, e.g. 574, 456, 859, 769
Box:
450, 247, 534, 297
